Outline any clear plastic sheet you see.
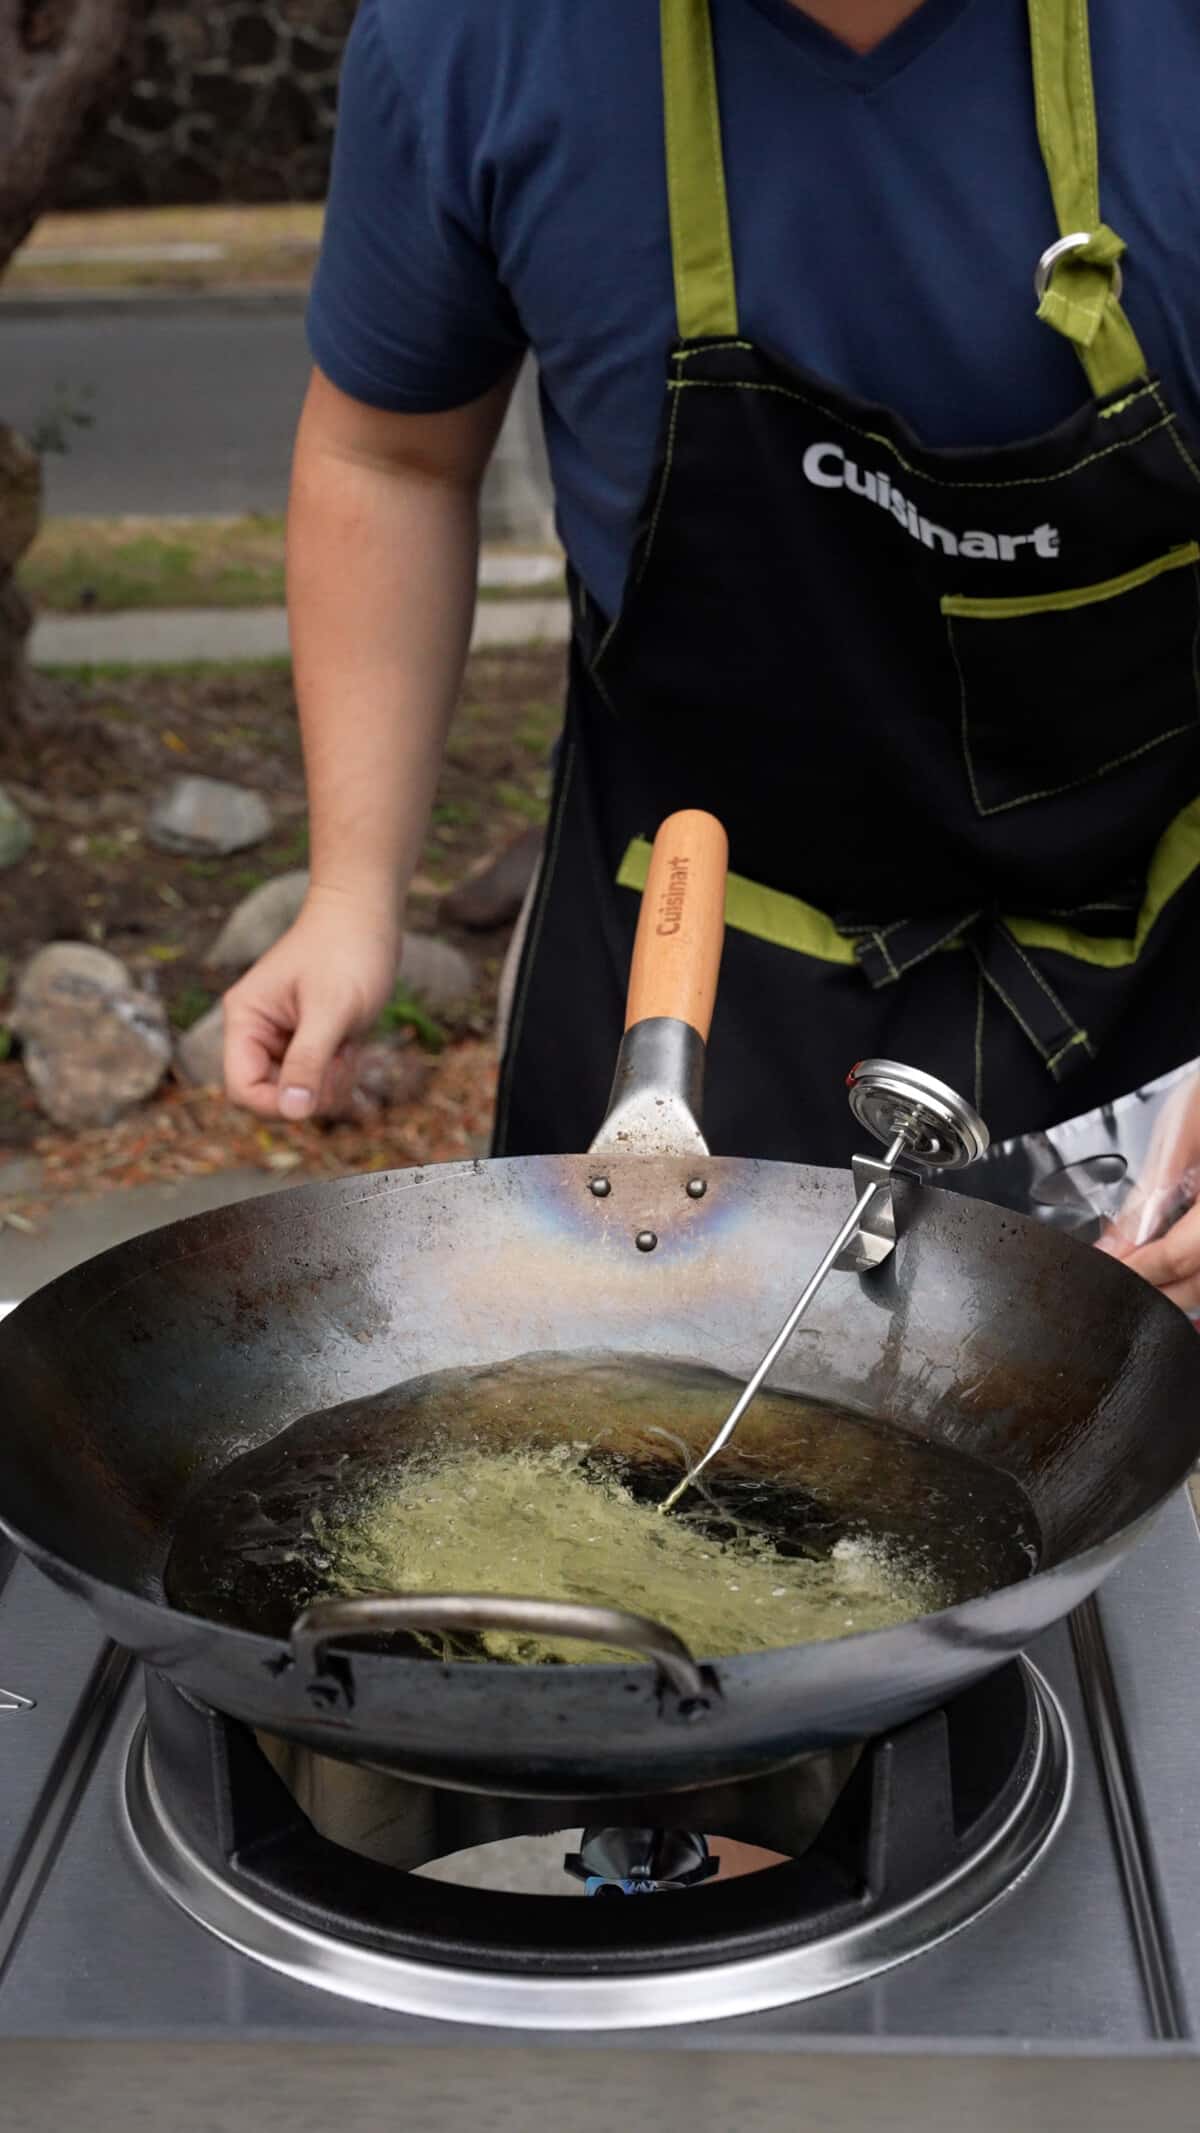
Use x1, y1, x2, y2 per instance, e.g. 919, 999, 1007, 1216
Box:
955, 1055, 1200, 1259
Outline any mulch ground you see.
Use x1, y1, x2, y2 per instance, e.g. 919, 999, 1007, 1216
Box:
0, 644, 565, 1210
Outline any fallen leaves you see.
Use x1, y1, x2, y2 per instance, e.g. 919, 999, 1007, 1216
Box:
0, 1043, 499, 1226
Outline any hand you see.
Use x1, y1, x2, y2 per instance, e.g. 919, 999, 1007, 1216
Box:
1097, 1074, 1200, 1314
223, 887, 401, 1122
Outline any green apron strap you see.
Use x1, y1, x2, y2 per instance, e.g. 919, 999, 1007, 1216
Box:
660, 0, 739, 340
1027, 0, 1148, 398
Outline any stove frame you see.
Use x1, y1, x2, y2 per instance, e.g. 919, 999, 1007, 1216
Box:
0, 1475, 1195, 2131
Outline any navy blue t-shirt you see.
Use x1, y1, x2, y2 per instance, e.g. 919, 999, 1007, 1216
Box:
308, 0, 1200, 617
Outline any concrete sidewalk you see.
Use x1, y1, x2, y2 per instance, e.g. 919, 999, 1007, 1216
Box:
30, 594, 570, 667
0, 1169, 294, 1312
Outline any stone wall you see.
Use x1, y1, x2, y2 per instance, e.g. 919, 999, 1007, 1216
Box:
57, 1, 357, 209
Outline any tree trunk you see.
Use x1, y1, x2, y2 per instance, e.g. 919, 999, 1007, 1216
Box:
0, 1, 143, 266
0, 425, 43, 742
0, 0, 143, 734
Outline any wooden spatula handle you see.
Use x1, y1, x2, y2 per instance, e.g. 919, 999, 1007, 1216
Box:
624, 811, 728, 1040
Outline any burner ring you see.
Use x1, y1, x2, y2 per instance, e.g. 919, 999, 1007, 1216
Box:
123, 1664, 1072, 2032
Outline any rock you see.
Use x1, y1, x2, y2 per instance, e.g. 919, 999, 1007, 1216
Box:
148, 775, 273, 857
205, 851, 476, 1031
0, 786, 33, 869
11, 944, 171, 1130
439, 827, 543, 932
397, 932, 474, 1015
206, 870, 309, 969
353, 1039, 434, 1111
207, 876, 474, 1015
174, 999, 226, 1088
176, 1000, 434, 1119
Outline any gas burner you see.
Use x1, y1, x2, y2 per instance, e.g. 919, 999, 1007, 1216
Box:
124, 1660, 1070, 2030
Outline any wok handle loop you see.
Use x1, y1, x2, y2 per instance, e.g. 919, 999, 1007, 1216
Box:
290, 1593, 709, 1704
624, 809, 727, 1042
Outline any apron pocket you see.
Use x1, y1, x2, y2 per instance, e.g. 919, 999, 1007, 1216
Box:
942, 543, 1200, 818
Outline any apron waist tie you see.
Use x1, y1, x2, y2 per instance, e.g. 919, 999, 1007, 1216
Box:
849, 912, 1095, 1081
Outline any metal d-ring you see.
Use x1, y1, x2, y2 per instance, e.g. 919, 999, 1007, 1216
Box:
289, 1593, 708, 1703
1034, 231, 1124, 304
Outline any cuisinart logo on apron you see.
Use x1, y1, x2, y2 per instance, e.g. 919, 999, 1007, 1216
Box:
803, 443, 1061, 562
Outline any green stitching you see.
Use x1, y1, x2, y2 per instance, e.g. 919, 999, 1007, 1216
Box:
591, 373, 684, 679
1098, 389, 1152, 421
635, 374, 684, 591
964, 709, 1196, 817
888, 912, 977, 979
945, 617, 986, 814
1002, 925, 1094, 1054
665, 377, 1173, 491
1148, 380, 1200, 495
946, 595, 1199, 819
1076, 0, 1098, 222
973, 954, 1054, 1063
1047, 1029, 1093, 1073
1043, 899, 1136, 916
674, 341, 755, 359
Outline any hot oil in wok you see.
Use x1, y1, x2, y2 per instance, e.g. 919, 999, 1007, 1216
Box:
165, 1353, 1041, 1664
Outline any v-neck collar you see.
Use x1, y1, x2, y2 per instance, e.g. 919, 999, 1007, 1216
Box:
737, 0, 977, 89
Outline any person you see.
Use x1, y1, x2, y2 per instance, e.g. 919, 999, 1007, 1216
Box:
224, 0, 1200, 1308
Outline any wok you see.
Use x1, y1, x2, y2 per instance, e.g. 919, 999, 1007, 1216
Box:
1, 811, 1198, 1800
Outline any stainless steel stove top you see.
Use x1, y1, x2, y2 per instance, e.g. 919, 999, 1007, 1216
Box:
0, 1489, 1197, 2131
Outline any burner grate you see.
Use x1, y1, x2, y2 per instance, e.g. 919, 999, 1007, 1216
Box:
124, 1661, 1070, 2028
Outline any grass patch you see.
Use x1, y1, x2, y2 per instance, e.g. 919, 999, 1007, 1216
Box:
266, 826, 309, 870
495, 778, 551, 826
169, 984, 215, 1033
476, 579, 565, 602
514, 702, 559, 755
23, 515, 565, 618
85, 834, 127, 863
230, 866, 269, 895
23, 515, 288, 614
37, 657, 294, 682
377, 986, 447, 1052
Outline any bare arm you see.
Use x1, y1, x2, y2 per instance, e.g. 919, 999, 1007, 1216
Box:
224, 364, 516, 1120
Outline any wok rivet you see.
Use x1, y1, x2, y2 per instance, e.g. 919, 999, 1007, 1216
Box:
686, 1177, 707, 1199
635, 1230, 658, 1253
589, 1176, 612, 1198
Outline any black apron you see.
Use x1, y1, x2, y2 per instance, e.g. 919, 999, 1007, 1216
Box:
495, 0, 1200, 1168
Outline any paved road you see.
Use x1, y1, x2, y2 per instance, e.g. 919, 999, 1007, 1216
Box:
0, 296, 553, 539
